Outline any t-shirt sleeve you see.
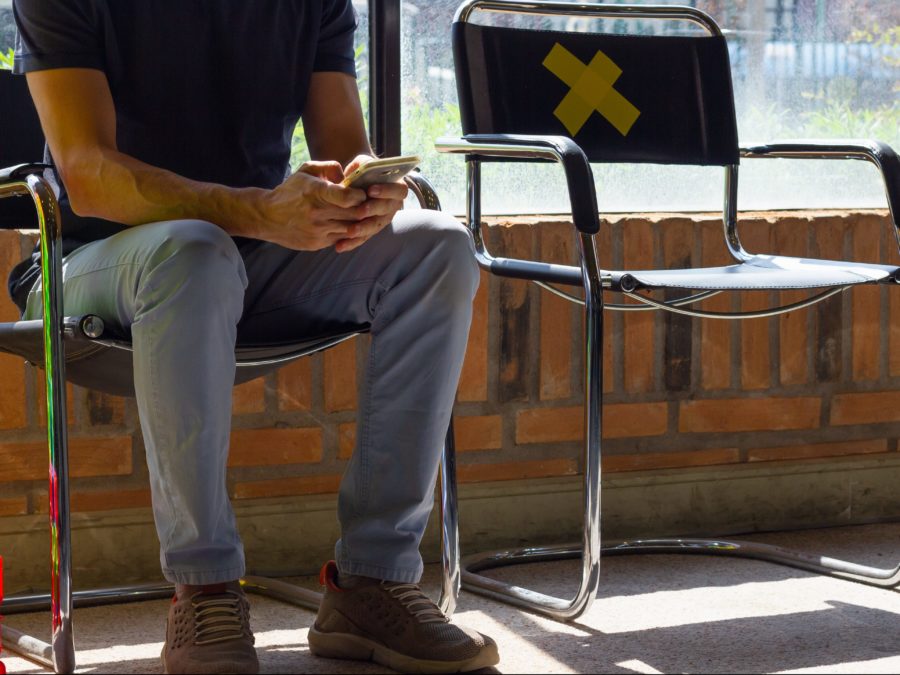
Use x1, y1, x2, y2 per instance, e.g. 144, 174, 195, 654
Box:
314, 0, 358, 76
12, 0, 104, 74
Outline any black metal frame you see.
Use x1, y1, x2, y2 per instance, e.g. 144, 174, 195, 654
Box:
369, 0, 402, 157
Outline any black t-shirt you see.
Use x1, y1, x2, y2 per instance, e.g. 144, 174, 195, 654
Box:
8, 0, 357, 311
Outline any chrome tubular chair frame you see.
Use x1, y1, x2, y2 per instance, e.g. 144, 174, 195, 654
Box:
437, 0, 900, 622
0, 170, 74, 673
0, 169, 460, 672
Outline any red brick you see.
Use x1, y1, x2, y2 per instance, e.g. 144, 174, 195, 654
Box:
851, 216, 882, 381
0, 436, 133, 481
228, 428, 322, 467
539, 225, 574, 401
661, 219, 695, 391
34, 488, 152, 514
831, 391, 900, 426
700, 221, 733, 390
774, 220, 810, 386
516, 402, 667, 444
455, 415, 503, 452
679, 397, 821, 433
772, 217, 810, 258
232, 377, 266, 415
324, 339, 357, 412
622, 219, 655, 393
0, 353, 26, 429
604, 448, 740, 473
599, 224, 614, 394
811, 215, 847, 260
338, 422, 355, 459
748, 438, 887, 462
891, 283, 900, 377
458, 270, 489, 402
0, 496, 28, 516
778, 294, 810, 386
233, 474, 342, 499
0, 231, 23, 323
496, 225, 534, 402
83, 390, 126, 426
457, 458, 578, 483
277, 355, 313, 411
739, 221, 772, 390
812, 216, 847, 382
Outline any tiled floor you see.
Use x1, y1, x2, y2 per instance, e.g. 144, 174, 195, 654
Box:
4, 523, 900, 673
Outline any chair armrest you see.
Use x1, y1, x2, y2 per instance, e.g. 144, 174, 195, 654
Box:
405, 170, 441, 211
0, 164, 53, 231
435, 134, 587, 286
740, 140, 900, 227
0, 163, 51, 186
436, 134, 600, 236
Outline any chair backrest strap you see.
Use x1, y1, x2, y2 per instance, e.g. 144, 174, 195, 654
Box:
453, 2, 740, 166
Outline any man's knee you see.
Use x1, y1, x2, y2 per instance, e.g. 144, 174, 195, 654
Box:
395, 211, 480, 300
140, 220, 248, 306
146, 220, 241, 266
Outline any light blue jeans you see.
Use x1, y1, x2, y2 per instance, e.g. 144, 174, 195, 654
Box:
25, 210, 479, 585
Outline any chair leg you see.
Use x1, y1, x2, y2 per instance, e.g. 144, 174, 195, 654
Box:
459, 252, 605, 621
37, 175, 75, 673
601, 538, 900, 586
438, 418, 461, 616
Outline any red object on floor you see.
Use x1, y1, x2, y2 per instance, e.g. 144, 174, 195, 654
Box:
0, 554, 5, 673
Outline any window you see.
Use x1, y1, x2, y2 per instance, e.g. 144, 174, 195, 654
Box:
400, 0, 899, 215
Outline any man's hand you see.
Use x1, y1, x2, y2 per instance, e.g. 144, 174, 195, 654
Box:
332, 154, 409, 253
257, 160, 370, 251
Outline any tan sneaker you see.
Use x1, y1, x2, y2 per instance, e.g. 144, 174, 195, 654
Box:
308, 561, 500, 674
161, 582, 259, 674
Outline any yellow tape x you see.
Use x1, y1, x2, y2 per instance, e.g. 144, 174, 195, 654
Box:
542, 43, 640, 137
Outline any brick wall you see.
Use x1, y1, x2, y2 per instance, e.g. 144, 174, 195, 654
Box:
0, 209, 898, 521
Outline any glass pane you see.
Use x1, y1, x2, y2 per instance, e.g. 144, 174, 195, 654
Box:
401, 0, 899, 215
0, 1, 14, 57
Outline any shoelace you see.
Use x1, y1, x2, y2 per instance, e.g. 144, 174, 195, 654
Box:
381, 582, 449, 624
191, 591, 247, 645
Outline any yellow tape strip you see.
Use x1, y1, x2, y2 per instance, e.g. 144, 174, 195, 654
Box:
543, 43, 641, 137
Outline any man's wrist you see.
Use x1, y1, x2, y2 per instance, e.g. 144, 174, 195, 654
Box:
198, 184, 268, 240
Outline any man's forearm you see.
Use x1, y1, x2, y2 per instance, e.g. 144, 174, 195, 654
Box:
61, 145, 266, 238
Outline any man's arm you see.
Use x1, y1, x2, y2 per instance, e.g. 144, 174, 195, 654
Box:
302, 71, 409, 253
25, 67, 369, 251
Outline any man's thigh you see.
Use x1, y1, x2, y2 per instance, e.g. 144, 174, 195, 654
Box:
24, 219, 242, 332
236, 209, 465, 345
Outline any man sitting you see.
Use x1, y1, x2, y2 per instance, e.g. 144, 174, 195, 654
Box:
10, 1, 499, 672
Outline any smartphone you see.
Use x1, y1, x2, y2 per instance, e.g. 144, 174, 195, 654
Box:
342, 155, 421, 189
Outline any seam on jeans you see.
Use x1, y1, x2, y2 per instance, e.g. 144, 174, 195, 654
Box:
61, 260, 143, 282
25, 260, 144, 307
344, 276, 394, 562
243, 277, 381, 319
360, 276, 394, 502
144, 296, 180, 565
358, 335, 374, 518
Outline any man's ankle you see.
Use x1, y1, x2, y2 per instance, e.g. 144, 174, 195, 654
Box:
175, 581, 236, 598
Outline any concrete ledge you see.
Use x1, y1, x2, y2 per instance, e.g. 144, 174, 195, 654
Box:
3, 454, 900, 592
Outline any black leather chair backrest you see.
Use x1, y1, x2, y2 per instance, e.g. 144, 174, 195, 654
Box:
453, 22, 740, 166
0, 69, 43, 229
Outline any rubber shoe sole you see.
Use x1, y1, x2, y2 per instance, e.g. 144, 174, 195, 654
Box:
308, 626, 500, 674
